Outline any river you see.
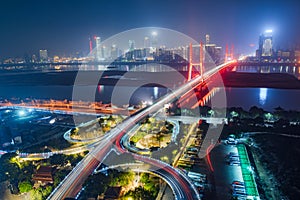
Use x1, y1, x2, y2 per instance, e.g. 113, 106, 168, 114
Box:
0, 82, 299, 111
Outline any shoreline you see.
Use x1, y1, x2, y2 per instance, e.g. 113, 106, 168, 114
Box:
247, 133, 299, 199
222, 72, 300, 89
0, 70, 299, 90
249, 144, 283, 199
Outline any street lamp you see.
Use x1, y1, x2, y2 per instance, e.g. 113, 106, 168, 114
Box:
230, 111, 238, 118
208, 110, 214, 117
264, 112, 273, 122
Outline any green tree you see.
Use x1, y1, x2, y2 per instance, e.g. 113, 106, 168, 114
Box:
80, 172, 111, 199
167, 123, 174, 133
98, 117, 105, 126
249, 106, 264, 119
18, 180, 32, 193
50, 154, 67, 166
107, 115, 115, 121
156, 133, 164, 147
42, 185, 53, 198
30, 188, 43, 200
0, 153, 21, 183
69, 154, 84, 166
139, 173, 159, 196
140, 173, 149, 183
124, 186, 156, 200
53, 169, 70, 187
70, 127, 79, 136
112, 171, 135, 186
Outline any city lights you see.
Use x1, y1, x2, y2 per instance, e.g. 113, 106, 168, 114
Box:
18, 110, 26, 117
0, 1, 299, 200
49, 118, 56, 124
265, 29, 273, 33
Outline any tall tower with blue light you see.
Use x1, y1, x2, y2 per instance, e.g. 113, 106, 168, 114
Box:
258, 30, 273, 60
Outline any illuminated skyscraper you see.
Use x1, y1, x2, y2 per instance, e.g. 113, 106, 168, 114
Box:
143, 37, 151, 58
31, 54, 37, 63
258, 30, 273, 59
129, 40, 135, 51
95, 36, 102, 61
151, 31, 158, 48
144, 37, 150, 48
111, 44, 119, 60
39, 50, 48, 62
205, 34, 210, 45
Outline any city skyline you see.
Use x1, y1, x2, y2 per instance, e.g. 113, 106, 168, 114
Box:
1, 0, 300, 58
0, 1, 300, 200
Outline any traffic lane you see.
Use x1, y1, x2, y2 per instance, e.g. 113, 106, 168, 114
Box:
209, 143, 243, 200
155, 168, 185, 199
51, 143, 111, 199
133, 154, 198, 200
49, 61, 234, 199
57, 156, 100, 199
154, 167, 196, 200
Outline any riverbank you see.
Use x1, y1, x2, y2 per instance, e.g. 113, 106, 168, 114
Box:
0, 70, 186, 87
248, 133, 300, 200
1, 70, 300, 90
222, 72, 300, 89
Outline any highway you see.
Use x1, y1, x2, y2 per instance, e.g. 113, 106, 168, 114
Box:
95, 162, 194, 200
47, 60, 236, 200
115, 131, 200, 199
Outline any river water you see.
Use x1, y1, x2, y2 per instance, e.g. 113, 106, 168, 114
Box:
0, 83, 299, 111
0, 68, 299, 111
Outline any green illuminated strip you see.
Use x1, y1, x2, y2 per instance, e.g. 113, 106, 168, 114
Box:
237, 144, 259, 197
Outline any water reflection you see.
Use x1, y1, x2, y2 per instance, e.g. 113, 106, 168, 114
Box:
223, 87, 300, 111
259, 88, 268, 105
235, 65, 300, 80
95, 85, 167, 106
97, 85, 104, 93
153, 86, 158, 99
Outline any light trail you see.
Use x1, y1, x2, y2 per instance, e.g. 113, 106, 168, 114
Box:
206, 143, 215, 172
47, 61, 235, 200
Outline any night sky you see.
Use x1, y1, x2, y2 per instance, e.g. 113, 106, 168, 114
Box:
0, 0, 300, 58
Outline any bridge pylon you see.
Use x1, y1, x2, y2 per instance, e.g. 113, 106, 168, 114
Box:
188, 41, 204, 81
225, 44, 234, 62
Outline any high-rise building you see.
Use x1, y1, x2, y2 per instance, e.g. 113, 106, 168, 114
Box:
95, 36, 102, 61
295, 50, 300, 61
144, 37, 150, 48
32, 54, 37, 63
205, 34, 210, 45
171, 46, 187, 61
39, 50, 48, 62
204, 35, 222, 64
128, 40, 135, 51
151, 31, 158, 49
143, 37, 151, 58
102, 45, 109, 60
111, 44, 119, 60
258, 30, 273, 59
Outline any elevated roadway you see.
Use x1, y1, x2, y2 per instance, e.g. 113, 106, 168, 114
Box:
47, 61, 236, 200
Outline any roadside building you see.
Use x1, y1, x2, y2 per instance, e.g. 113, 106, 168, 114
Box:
32, 166, 54, 186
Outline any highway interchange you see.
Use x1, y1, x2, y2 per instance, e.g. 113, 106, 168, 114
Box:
45, 61, 236, 200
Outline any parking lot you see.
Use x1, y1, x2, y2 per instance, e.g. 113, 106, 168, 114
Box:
209, 136, 261, 200
209, 142, 244, 199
